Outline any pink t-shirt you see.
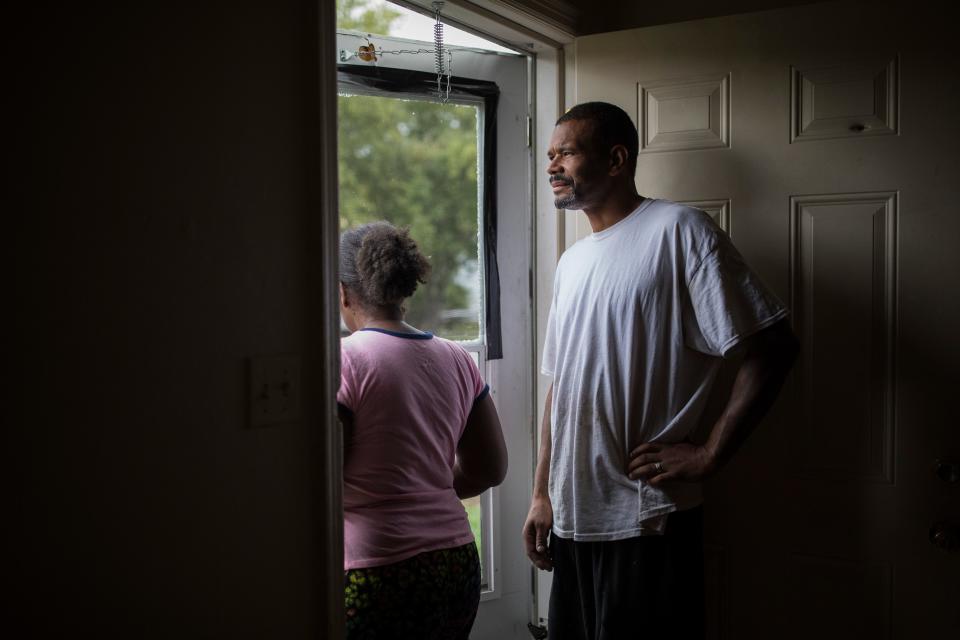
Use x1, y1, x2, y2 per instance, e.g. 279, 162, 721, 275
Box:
337, 328, 488, 570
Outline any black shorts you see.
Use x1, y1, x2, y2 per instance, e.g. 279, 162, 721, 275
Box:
548, 507, 705, 640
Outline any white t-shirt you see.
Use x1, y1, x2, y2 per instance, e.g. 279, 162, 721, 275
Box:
542, 199, 788, 541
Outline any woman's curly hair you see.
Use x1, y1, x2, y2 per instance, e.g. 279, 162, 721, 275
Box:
339, 221, 431, 308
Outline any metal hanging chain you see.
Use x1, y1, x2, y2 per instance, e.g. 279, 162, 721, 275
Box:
432, 1, 448, 102
339, 45, 436, 61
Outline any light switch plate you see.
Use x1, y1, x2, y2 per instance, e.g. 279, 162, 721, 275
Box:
248, 354, 301, 427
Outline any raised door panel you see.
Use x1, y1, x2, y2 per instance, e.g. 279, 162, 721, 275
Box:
790, 192, 897, 483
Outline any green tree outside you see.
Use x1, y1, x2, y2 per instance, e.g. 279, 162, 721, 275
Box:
336, 0, 401, 34
338, 94, 481, 339
336, 0, 482, 341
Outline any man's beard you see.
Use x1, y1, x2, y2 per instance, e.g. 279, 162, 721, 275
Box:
552, 179, 580, 209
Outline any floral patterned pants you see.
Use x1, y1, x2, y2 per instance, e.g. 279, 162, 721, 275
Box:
344, 542, 481, 640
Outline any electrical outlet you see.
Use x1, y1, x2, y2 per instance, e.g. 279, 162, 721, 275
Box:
248, 354, 301, 427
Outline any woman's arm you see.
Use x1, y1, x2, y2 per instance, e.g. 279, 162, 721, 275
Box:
453, 393, 508, 499
337, 404, 354, 458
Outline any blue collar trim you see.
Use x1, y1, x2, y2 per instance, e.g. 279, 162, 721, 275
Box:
358, 327, 434, 340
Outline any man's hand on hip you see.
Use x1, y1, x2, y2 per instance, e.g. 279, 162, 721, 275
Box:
522, 496, 554, 571
626, 442, 717, 485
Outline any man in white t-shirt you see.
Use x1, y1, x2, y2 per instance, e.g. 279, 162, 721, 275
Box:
523, 102, 798, 639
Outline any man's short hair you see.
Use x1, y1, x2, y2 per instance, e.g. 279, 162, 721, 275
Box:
557, 102, 639, 170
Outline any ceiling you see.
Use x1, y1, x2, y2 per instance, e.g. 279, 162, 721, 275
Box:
496, 0, 827, 36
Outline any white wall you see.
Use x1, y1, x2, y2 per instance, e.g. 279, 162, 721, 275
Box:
12, 1, 340, 636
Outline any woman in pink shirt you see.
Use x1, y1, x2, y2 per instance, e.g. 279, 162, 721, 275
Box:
337, 221, 508, 639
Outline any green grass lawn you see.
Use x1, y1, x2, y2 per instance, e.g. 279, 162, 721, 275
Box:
462, 496, 482, 571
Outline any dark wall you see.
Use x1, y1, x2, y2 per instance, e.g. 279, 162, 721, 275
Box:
13, 1, 335, 636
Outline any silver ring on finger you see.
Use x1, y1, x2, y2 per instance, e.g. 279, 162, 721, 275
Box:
654, 461, 663, 474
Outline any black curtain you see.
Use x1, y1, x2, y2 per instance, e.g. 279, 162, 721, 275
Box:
337, 65, 503, 359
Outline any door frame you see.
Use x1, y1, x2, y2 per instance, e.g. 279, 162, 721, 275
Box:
319, 2, 344, 639
320, 1, 571, 637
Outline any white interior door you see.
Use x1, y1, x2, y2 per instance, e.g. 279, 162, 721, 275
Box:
564, 2, 959, 637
